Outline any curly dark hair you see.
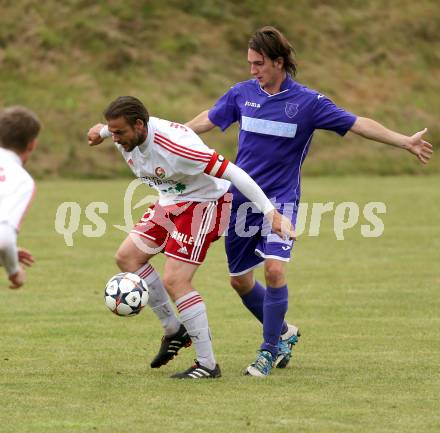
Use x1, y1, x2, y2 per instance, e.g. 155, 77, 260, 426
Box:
104, 96, 149, 127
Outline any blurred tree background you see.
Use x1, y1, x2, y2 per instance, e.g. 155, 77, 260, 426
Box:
0, 0, 438, 178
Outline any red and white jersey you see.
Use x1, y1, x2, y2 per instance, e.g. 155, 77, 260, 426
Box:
0, 147, 35, 231
114, 117, 230, 206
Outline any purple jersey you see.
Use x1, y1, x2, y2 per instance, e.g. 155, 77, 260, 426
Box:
208, 75, 357, 206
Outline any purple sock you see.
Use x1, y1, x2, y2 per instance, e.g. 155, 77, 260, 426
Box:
261, 285, 288, 357
241, 281, 288, 334
241, 281, 265, 323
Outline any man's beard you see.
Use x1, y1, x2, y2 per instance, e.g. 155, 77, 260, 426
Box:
136, 130, 147, 146
125, 131, 145, 151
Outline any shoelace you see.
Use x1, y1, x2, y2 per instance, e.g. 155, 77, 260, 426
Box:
254, 354, 270, 371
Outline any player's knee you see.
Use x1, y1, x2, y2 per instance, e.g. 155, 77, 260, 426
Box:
230, 276, 253, 295
115, 248, 135, 272
229, 277, 244, 293
264, 262, 286, 287
162, 272, 191, 300
114, 249, 126, 270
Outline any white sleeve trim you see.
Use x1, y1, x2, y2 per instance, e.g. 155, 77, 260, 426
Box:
99, 125, 111, 138
7, 179, 35, 232
0, 223, 19, 276
220, 163, 275, 215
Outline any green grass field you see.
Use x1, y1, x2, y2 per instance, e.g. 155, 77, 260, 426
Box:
1, 176, 439, 433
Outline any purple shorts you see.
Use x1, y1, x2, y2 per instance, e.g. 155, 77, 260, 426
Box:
225, 203, 297, 276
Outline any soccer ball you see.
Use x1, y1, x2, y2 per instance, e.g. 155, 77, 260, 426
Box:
104, 272, 149, 316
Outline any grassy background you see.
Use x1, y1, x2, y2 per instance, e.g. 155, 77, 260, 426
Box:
0, 177, 439, 433
0, 0, 439, 177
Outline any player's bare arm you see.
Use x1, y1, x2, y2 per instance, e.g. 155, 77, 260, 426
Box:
185, 110, 216, 135
87, 123, 107, 146
350, 117, 433, 164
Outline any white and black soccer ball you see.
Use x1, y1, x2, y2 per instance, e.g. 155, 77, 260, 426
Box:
104, 272, 149, 317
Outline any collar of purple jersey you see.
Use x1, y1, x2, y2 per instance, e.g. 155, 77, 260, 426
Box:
280, 74, 295, 91
256, 74, 296, 96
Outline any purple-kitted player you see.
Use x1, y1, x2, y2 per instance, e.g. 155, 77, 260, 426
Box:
186, 26, 433, 377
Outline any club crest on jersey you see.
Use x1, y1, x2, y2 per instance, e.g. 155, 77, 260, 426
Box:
285, 103, 299, 119
155, 166, 166, 179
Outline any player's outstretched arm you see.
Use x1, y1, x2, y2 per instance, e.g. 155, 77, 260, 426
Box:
87, 123, 108, 146
219, 163, 296, 240
185, 110, 216, 135
350, 117, 433, 164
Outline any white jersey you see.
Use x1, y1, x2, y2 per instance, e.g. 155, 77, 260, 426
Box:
0, 147, 35, 231
113, 117, 230, 206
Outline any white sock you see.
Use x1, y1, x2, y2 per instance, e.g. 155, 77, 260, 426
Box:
176, 291, 216, 370
135, 264, 181, 336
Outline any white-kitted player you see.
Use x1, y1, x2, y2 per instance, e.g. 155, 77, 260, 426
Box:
88, 96, 295, 379
0, 107, 40, 289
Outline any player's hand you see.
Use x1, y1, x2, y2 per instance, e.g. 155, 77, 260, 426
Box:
267, 210, 296, 241
406, 128, 433, 164
9, 268, 26, 289
18, 248, 34, 267
88, 123, 106, 146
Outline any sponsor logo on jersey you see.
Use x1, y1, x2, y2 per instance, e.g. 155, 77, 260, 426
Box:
171, 230, 194, 245
242, 116, 297, 138
141, 176, 176, 187
155, 166, 166, 179
165, 182, 186, 194
245, 101, 261, 108
285, 103, 299, 119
